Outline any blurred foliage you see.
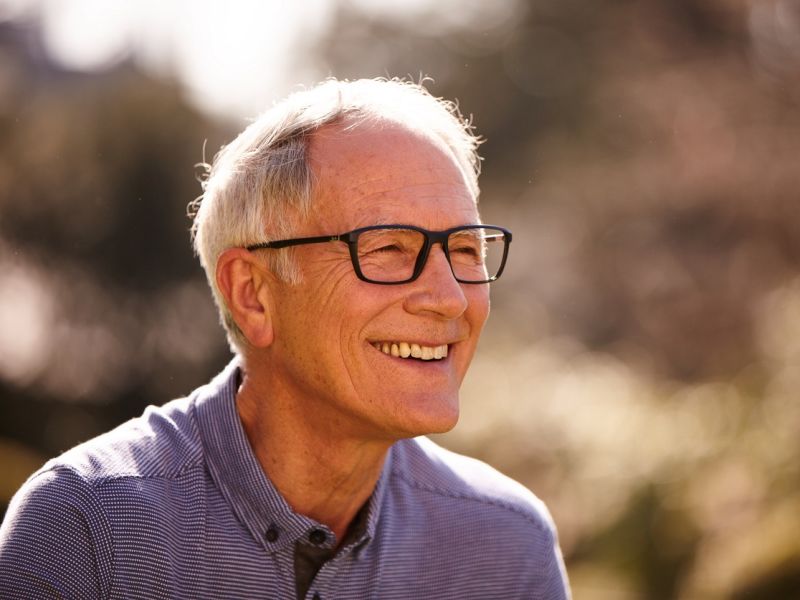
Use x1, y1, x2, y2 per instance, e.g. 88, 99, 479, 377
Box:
0, 20, 231, 483
2, 1, 800, 598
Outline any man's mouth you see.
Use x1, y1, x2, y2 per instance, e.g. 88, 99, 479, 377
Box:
371, 341, 449, 361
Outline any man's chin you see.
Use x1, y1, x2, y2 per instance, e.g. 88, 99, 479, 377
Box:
388, 397, 461, 440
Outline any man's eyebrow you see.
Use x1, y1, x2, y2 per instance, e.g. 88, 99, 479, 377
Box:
372, 218, 402, 226
351, 217, 400, 228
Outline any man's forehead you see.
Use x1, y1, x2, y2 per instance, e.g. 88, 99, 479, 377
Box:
307, 120, 470, 195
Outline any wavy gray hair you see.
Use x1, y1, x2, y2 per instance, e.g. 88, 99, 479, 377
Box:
191, 77, 482, 352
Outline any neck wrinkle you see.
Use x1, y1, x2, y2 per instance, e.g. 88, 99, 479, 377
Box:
236, 361, 391, 542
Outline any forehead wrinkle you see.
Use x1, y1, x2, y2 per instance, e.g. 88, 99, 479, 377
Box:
347, 200, 481, 231
308, 124, 471, 197
329, 181, 473, 214
341, 172, 469, 190
335, 166, 471, 195
306, 118, 478, 234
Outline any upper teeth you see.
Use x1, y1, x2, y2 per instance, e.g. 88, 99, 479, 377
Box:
373, 341, 448, 360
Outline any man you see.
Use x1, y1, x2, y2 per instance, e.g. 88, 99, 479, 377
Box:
0, 78, 570, 599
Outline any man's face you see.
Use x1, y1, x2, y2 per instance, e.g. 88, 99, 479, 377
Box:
264, 120, 490, 442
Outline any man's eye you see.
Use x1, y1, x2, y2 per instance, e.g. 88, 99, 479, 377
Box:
368, 244, 403, 254
451, 245, 480, 257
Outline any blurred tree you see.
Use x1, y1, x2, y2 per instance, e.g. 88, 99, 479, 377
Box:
0, 20, 232, 515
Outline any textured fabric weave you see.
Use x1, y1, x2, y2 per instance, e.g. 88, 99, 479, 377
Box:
0, 361, 571, 599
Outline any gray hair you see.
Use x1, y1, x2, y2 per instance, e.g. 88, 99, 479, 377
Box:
190, 77, 483, 352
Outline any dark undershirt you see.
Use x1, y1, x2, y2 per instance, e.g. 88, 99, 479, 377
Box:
294, 503, 370, 600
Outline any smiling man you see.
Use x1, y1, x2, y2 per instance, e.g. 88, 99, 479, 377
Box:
0, 79, 570, 599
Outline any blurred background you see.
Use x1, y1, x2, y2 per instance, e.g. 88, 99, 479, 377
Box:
1, 0, 799, 598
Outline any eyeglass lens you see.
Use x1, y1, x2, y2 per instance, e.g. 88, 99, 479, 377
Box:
355, 227, 507, 283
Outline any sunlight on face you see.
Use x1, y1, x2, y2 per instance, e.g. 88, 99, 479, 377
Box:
261, 121, 489, 441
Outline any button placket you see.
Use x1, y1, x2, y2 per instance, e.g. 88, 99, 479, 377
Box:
351, 539, 368, 560
308, 544, 344, 600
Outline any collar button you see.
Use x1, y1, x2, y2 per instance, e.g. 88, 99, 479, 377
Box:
309, 529, 327, 545
265, 524, 279, 543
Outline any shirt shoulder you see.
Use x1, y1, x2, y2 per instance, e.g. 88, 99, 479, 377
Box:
0, 462, 114, 598
390, 436, 556, 536
38, 393, 204, 486
383, 437, 570, 598
0, 392, 210, 598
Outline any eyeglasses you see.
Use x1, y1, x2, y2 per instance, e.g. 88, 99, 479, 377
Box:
246, 224, 512, 285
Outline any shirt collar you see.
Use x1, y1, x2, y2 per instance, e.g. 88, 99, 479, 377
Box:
193, 359, 391, 554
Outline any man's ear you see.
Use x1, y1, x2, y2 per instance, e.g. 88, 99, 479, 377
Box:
216, 248, 275, 348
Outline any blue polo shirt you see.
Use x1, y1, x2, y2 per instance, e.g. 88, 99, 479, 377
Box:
0, 361, 570, 599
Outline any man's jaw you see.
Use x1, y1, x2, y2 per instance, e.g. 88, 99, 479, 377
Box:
371, 341, 449, 361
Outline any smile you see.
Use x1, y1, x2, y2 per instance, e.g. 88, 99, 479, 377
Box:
371, 341, 449, 360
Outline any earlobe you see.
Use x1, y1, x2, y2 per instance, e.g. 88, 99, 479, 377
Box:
216, 248, 274, 348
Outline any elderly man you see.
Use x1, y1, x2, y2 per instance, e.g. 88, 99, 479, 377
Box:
0, 79, 570, 599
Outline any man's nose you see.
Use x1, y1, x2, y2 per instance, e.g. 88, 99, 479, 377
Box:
403, 245, 468, 319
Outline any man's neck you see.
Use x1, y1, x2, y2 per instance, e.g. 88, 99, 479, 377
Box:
235, 368, 391, 543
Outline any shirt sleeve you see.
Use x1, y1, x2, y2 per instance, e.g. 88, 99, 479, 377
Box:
0, 467, 114, 600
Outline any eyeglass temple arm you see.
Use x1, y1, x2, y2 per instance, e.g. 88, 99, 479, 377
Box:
246, 234, 345, 251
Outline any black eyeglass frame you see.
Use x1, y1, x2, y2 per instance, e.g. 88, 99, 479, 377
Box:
245, 224, 512, 285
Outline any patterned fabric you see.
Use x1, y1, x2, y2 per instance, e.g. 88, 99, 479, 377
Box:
0, 361, 571, 599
